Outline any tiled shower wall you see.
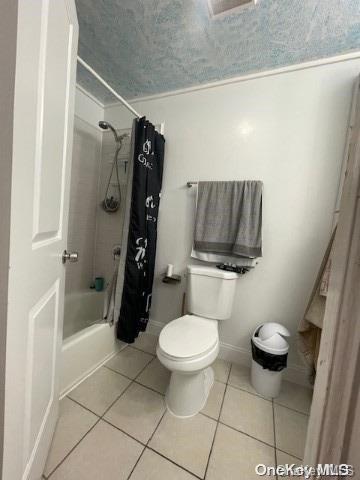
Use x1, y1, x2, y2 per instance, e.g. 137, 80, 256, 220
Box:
66, 88, 132, 298
93, 128, 131, 287
65, 116, 102, 294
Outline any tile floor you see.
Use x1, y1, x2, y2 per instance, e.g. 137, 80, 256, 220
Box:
44, 333, 312, 480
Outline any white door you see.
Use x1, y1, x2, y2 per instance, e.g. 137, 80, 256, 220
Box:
3, 0, 78, 479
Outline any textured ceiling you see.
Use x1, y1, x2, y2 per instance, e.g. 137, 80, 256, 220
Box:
75, 0, 360, 104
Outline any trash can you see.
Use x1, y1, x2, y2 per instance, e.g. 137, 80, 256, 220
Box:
251, 322, 290, 398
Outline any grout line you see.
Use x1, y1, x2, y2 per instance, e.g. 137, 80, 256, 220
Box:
226, 382, 272, 402
126, 402, 167, 479
101, 417, 147, 446
103, 364, 300, 464
48, 358, 153, 478
103, 354, 154, 382
275, 447, 303, 462
49, 356, 306, 479
100, 378, 135, 417
200, 411, 218, 422
227, 382, 311, 417
217, 420, 276, 450
203, 364, 231, 479
129, 345, 157, 355
126, 446, 147, 480
146, 446, 202, 480
66, 396, 102, 418
48, 369, 141, 478
272, 399, 278, 480
47, 417, 102, 478
147, 410, 167, 444
127, 344, 156, 356
273, 401, 310, 417
133, 379, 165, 396
133, 355, 158, 381
103, 364, 136, 381
226, 363, 232, 385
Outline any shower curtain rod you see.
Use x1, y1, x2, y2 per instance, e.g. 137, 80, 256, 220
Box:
77, 56, 142, 119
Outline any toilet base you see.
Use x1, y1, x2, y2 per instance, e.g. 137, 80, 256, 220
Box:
165, 367, 214, 418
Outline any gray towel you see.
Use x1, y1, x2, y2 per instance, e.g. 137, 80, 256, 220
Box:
194, 181, 263, 258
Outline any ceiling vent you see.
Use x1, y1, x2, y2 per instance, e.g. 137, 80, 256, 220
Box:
208, 0, 257, 17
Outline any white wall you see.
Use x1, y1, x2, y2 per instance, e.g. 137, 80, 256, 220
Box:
106, 58, 360, 383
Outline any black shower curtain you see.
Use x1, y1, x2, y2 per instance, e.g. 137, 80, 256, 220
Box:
117, 117, 165, 343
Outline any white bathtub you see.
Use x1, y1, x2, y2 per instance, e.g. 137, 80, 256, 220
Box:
60, 290, 124, 396
63, 290, 105, 339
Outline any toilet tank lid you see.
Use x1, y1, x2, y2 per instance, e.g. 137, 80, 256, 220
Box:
187, 265, 238, 279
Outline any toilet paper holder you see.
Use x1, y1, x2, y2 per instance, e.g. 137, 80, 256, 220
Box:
162, 264, 181, 284
162, 273, 181, 284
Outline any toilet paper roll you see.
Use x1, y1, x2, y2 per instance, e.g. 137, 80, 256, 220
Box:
166, 264, 174, 277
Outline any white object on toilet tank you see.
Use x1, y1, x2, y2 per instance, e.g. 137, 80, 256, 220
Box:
187, 265, 238, 320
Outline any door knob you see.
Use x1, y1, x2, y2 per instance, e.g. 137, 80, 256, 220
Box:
62, 250, 79, 264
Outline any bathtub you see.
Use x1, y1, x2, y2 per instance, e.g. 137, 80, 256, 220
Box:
63, 290, 105, 339
60, 290, 124, 397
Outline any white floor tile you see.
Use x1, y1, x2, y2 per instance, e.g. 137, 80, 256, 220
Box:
149, 412, 216, 478
274, 381, 313, 414
276, 450, 303, 479
68, 367, 131, 416
136, 358, 170, 394
220, 386, 274, 445
105, 347, 153, 379
201, 381, 226, 420
104, 383, 166, 443
206, 423, 276, 480
129, 449, 196, 480
228, 363, 260, 396
133, 333, 158, 355
274, 404, 308, 459
44, 398, 98, 477
50, 420, 143, 480
212, 359, 231, 383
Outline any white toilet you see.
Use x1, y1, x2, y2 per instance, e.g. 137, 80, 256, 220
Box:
157, 265, 238, 418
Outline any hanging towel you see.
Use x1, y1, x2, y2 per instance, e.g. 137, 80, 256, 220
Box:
192, 181, 263, 260
191, 249, 258, 267
297, 227, 337, 375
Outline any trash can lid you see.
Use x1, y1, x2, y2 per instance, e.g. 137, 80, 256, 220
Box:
252, 322, 290, 355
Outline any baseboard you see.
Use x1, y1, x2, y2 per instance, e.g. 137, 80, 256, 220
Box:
147, 320, 310, 387
147, 319, 164, 336
219, 341, 310, 387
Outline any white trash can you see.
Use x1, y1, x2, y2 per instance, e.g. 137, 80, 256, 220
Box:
250, 322, 290, 398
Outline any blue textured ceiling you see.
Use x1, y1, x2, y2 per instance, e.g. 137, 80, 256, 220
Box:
75, 0, 360, 104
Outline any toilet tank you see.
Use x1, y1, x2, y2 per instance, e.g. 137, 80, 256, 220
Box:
187, 265, 238, 320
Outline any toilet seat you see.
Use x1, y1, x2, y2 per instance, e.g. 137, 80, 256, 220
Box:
158, 314, 218, 361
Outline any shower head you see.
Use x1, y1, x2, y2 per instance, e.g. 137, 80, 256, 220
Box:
98, 120, 120, 143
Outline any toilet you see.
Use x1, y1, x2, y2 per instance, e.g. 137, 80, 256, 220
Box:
157, 265, 238, 418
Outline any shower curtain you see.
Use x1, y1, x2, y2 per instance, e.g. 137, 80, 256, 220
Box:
117, 117, 165, 343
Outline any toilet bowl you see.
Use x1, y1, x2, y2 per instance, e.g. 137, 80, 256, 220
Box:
157, 265, 238, 418
157, 315, 219, 417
